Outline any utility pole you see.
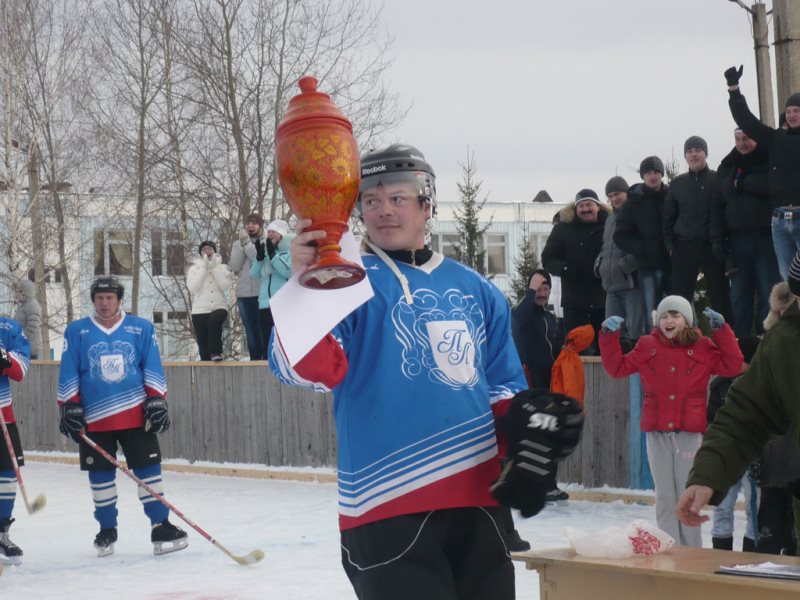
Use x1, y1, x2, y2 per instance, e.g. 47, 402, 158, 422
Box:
772, 0, 800, 107
753, 2, 775, 127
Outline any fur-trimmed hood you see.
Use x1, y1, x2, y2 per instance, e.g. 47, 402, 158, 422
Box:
763, 281, 799, 331
556, 202, 612, 224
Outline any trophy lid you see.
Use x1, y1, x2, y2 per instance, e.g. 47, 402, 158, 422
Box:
277, 76, 352, 135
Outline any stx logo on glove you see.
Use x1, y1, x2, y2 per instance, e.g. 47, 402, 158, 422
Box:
525, 408, 561, 432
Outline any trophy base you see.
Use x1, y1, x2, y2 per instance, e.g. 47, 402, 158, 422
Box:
300, 259, 366, 290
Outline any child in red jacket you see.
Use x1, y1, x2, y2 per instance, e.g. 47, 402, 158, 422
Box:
599, 295, 742, 547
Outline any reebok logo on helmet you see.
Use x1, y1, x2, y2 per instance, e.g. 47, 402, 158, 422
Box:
362, 164, 387, 176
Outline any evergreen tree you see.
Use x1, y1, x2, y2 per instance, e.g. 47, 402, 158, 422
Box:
509, 231, 540, 304
452, 149, 492, 274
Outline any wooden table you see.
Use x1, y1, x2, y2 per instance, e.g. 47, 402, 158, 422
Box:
513, 546, 800, 599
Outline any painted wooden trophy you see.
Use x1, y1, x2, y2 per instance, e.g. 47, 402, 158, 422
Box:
275, 76, 366, 289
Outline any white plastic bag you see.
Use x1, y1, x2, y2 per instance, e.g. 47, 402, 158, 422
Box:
565, 519, 674, 558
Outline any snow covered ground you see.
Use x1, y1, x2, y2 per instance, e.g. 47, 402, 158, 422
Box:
2, 460, 738, 599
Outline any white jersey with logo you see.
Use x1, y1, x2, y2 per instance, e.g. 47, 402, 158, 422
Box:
270, 252, 527, 530
57, 313, 167, 425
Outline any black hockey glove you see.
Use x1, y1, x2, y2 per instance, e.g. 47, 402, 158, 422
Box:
143, 395, 171, 434
724, 65, 743, 87
266, 238, 276, 259
254, 238, 266, 262
59, 403, 85, 443
491, 390, 584, 518
0, 348, 12, 371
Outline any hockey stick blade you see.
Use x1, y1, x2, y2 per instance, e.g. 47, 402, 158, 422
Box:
232, 549, 265, 565
26, 493, 46, 514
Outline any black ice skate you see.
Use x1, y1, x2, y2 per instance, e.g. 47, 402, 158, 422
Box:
94, 527, 118, 557
0, 518, 23, 565
151, 519, 188, 555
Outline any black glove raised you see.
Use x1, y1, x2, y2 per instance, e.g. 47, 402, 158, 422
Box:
491, 390, 584, 518
59, 403, 85, 443
266, 238, 276, 259
724, 65, 743, 87
0, 348, 12, 371
143, 394, 170, 433
254, 238, 266, 262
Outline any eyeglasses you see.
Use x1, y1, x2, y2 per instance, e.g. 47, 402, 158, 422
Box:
360, 193, 419, 213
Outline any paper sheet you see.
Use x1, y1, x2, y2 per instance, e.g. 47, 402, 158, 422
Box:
270, 231, 374, 365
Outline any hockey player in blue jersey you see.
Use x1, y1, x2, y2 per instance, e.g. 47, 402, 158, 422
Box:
0, 317, 31, 565
57, 276, 188, 557
270, 144, 583, 599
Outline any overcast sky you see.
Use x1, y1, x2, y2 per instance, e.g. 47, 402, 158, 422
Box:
377, 0, 776, 204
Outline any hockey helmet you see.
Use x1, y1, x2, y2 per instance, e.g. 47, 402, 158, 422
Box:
90, 275, 125, 301
358, 144, 436, 214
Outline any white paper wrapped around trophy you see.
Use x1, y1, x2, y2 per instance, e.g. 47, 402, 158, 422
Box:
565, 519, 674, 558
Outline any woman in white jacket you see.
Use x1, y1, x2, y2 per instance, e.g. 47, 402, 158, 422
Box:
186, 241, 231, 361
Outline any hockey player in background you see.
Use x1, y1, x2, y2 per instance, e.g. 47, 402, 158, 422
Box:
0, 318, 31, 565
57, 276, 187, 557
269, 144, 583, 599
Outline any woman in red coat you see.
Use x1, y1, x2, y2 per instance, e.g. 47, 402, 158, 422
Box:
599, 295, 742, 548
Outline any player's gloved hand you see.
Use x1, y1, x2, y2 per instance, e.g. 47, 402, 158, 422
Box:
0, 348, 12, 371
266, 238, 276, 259
724, 65, 743, 87
239, 229, 250, 247
601, 315, 624, 333
59, 403, 85, 443
254, 238, 266, 262
491, 390, 584, 518
143, 395, 171, 434
703, 307, 725, 330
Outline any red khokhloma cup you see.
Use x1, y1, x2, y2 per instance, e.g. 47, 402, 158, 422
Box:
275, 76, 366, 289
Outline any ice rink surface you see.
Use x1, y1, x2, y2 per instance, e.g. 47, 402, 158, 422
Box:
1, 461, 732, 599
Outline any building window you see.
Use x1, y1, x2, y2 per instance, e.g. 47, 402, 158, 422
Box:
152, 231, 185, 276
94, 229, 133, 276
431, 233, 462, 260
486, 233, 507, 275
27, 266, 63, 283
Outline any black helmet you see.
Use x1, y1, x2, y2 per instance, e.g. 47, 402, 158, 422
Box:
90, 275, 125, 301
358, 144, 436, 212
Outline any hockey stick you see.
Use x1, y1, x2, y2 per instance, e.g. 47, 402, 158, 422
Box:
0, 411, 46, 514
79, 431, 264, 565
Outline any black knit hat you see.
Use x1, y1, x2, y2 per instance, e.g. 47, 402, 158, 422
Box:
198, 240, 217, 255
789, 249, 800, 296
785, 92, 800, 109
605, 176, 629, 196
639, 156, 664, 177
684, 135, 708, 155
737, 335, 761, 365
574, 188, 600, 205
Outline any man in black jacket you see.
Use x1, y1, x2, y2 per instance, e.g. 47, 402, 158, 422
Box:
542, 189, 609, 354
663, 136, 732, 323
614, 156, 670, 325
511, 269, 563, 390
710, 129, 781, 336
725, 65, 800, 279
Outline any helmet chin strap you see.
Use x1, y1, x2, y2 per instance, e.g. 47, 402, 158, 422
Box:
94, 307, 123, 323
365, 240, 414, 305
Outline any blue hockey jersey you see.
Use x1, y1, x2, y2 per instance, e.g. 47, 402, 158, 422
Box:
270, 252, 527, 530
0, 317, 31, 424
57, 313, 167, 431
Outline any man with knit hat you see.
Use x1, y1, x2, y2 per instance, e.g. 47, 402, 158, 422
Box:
596, 176, 644, 345
542, 188, 610, 354
678, 249, 800, 533
230, 213, 267, 360
663, 136, 732, 325
710, 127, 781, 337
724, 65, 800, 279
615, 156, 671, 324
